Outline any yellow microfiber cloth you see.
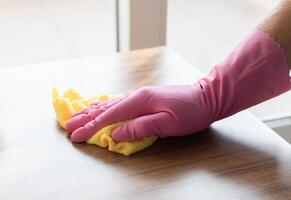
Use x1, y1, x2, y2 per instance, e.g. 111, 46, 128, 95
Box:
52, 87, 158, 156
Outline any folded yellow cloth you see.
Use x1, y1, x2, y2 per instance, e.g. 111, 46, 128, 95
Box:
52, 87, 158, 156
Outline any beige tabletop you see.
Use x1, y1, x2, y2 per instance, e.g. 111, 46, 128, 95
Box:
1, 47, 291, 200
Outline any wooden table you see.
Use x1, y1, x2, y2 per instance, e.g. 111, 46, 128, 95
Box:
1, 47, 291, 199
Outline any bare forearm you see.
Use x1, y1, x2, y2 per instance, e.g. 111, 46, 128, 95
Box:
259, 0, 291, 68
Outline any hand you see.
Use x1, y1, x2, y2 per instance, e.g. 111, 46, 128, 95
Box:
67, 29, 291, 144
66, 84, 213, 143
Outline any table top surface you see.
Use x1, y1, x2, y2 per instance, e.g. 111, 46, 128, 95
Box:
1, 47, 291, 200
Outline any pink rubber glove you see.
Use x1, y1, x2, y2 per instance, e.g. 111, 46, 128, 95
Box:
66, 29, 290, 143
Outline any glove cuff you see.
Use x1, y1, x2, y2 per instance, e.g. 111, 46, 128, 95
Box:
198, 29, 290, 121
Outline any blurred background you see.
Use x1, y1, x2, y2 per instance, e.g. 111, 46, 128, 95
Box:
0, 0, 290, 135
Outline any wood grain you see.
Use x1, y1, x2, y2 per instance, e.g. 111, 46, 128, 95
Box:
1, 47, 291, 200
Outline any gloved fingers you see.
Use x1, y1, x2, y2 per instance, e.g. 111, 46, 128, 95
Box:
93, 92, 149, 125
91, 99, 114, 107
72, 107, 92, 117
72, 93, 129, 118
70, 119, 103, 142
70, 93, 147, 143
96, 95, 127, 110
112, 112, 171, 142
72, 97, 119, 118
66, 114, 91, 133
66, 108, 105, 133
68, 95, 129, 132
